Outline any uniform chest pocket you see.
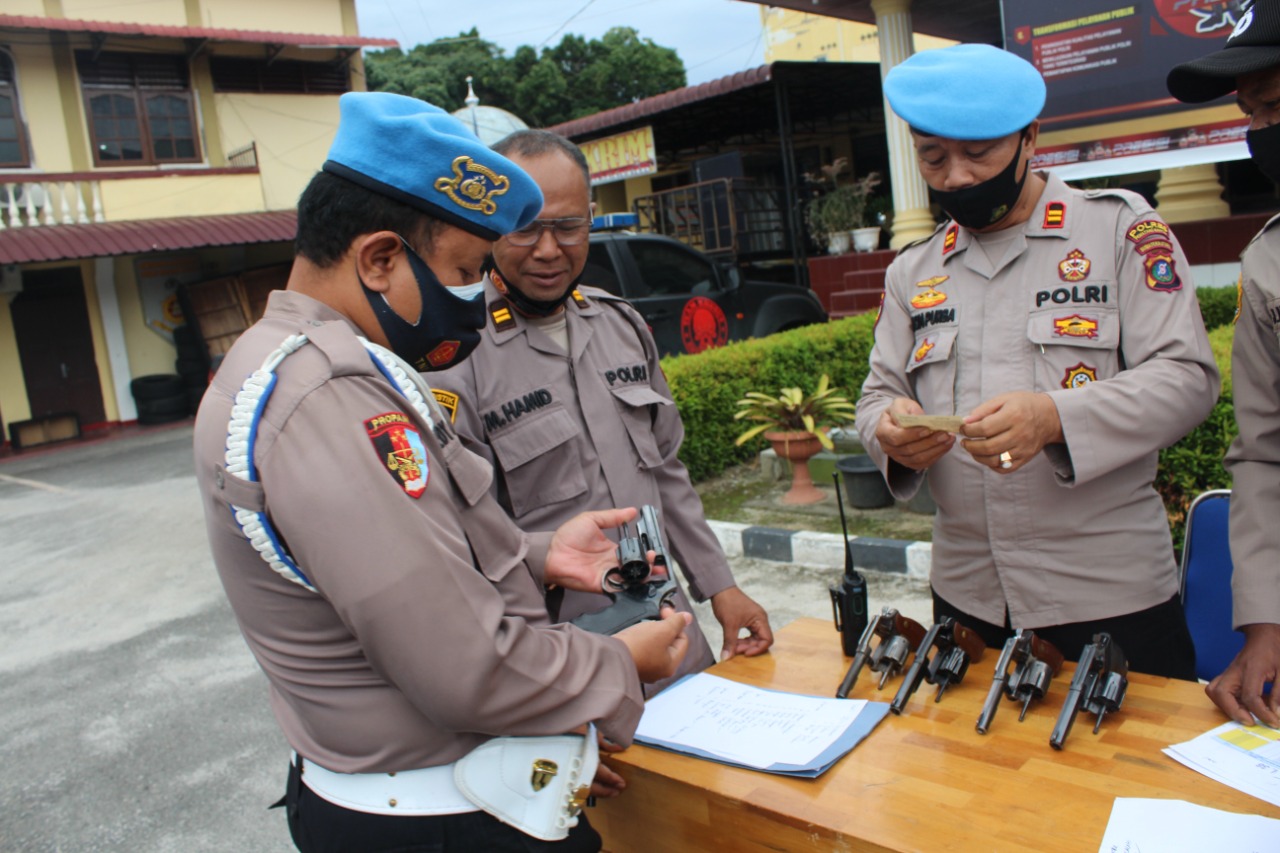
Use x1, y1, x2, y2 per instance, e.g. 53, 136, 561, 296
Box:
607, 384, 670, 471
1027, 305, 1121, 391
905, 326, 958, 415
488, 406, 588, 519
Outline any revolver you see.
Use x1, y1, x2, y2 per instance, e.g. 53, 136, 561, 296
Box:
1049, 632, 1129, 750
889, 617, 986, 714
569, 505, 678, 636
975, 629, 1064, 734
835, 607, 928, 698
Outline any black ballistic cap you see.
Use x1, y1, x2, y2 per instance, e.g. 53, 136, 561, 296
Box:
1168, 0, 1280, 102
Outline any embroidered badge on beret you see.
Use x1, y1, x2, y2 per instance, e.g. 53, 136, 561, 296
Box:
1062, 363, 1098, 389
432, 389, 460, 423
365, 411, 429, 498
434, 155, 510, 216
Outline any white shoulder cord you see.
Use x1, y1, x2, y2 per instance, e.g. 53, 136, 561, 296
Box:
223, 333, 436, 592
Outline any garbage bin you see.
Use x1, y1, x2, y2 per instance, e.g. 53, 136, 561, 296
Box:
836, 454, 893, 509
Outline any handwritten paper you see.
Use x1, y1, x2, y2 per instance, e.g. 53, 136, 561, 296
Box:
1096, 798, 1280, 853
634, 672, 889, 776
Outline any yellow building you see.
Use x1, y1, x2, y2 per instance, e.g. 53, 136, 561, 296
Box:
760, 6, 954, 65
0, 1, 393, 450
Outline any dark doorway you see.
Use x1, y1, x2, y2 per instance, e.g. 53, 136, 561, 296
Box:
11, 267, 106, 426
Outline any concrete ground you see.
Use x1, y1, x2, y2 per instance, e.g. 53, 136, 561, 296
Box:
0, 424, 930, 853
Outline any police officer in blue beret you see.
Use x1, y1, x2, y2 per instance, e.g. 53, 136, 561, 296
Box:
1169, 0, 1280, 727
193, 92, 691, 852
856, 45, 1220, 677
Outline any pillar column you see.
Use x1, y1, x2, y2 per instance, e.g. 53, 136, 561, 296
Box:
1155, 163, 1230, 223
871, 0, 936, 248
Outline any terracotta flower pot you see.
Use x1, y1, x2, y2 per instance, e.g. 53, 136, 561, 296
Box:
764, 430, 826, 505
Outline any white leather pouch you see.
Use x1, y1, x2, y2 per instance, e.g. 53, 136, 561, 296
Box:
453, 725, 599, 841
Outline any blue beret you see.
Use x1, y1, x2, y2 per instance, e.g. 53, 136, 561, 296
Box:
323, 92, 542, 241
884, 44, 1046, 141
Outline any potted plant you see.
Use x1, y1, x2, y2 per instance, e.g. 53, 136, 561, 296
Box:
734, 374, 858, 504
805, 159, 882, 255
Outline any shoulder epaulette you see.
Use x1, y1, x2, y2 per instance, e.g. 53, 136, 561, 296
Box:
1081, 187, 1152, 215
897, 220, 947, 255
488, 297, 517, 332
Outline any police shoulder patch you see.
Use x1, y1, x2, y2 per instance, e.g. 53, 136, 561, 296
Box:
432, 389, 460, 423
365, 411, 429, 498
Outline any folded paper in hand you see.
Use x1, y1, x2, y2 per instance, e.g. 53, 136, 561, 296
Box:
634, 673, 890, 777
890, 411, 966, 433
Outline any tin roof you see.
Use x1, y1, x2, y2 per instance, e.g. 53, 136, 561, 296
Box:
0, 210, 297, 264
0, 14, 398, 48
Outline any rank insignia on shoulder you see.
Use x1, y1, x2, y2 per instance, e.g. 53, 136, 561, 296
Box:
1062, 363, 1098, 389
432, 389, 460, 423
571, 289, 589, 308
1143, 253, 1182, 293
943, 224, 959, 255
1058, 248, 1090, 282
910, 275, 949, 309
365, 411, 429, 498
490, 299, 517, 332
1043, 201, 1066, 229
433, 155, 510, 215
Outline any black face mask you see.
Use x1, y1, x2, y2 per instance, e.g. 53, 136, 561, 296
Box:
486, 261, 577, 318
932, 134, 1029, 230
1247, 123, 1280, 186
359, 237, 486, 372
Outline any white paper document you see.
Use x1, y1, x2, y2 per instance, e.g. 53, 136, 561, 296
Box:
1164, 721, 1280, 808
634, 672, 889, 776
1096, 798, 1280, 853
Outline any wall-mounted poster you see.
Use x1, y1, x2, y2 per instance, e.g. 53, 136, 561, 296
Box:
1003, 1, 1248, 130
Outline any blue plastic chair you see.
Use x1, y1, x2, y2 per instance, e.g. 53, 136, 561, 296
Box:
1178, 489, 1245, 682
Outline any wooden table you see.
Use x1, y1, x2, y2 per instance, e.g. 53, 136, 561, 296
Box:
593, 618, 1279, 852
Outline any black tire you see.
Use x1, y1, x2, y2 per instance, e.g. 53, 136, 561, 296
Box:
131, 374, 184, 402
137, 392, 190, 425
175, 358, 209, 384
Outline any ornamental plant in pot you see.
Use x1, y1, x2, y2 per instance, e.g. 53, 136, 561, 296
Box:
804, 159, 882, 255
734, 374, 857, 505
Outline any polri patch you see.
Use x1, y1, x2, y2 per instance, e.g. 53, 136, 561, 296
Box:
910, 275, 948, 309
1126, 219, 1170, 245
1058, 249, 1090, 282
432, 389, 460, 423
1043, 201, 1066, 229
943, 224, 959, 255
1062, 363, 1097, 389
365, 411, 429, 498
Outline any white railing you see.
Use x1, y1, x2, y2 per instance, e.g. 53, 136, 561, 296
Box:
0, 178, 104, 228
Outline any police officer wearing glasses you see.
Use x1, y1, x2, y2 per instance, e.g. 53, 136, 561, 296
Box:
433, 130, 773, 694
1169, 0, 1280, 727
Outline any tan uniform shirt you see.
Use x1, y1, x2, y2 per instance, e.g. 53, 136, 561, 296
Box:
193, 290, 644, 774
856, 173, 1220, 628
433, 278, 737, 681
1224, 215, 1280, 628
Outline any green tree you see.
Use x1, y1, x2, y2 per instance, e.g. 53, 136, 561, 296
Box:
364, 26, 686, 129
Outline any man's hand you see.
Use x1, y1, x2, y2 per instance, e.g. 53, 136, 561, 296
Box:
547, 508, 663, 593
959, 392, 1063, 473
1206, 623, 1280, 727
615, 607, 691, 683
875, 398, 954, 471
711, 587, 774, 661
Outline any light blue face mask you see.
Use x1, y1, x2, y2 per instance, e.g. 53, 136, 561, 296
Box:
449, 281, 487, 302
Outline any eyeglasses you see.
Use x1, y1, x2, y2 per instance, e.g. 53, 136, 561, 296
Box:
505, 217, 591, 247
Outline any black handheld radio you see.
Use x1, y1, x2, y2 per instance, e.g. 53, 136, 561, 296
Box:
829, 471, 869, 657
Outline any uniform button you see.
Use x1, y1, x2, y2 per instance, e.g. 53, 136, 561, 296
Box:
388, 771, 396, 777
388, 798, 397, 808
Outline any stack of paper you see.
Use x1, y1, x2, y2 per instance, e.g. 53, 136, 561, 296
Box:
634, 672, 890, 777
1164, 721, 1280, 808
1097, 798, 1280, 852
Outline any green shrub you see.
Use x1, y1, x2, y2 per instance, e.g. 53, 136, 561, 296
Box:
664, 314, 876, 481
1195, 284, 1240, 331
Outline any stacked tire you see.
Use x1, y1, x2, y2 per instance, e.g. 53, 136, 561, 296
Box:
130, 374, 189, 425
173, 324, 211, 415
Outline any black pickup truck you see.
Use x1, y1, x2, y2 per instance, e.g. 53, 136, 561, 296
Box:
582, 229, 828, 358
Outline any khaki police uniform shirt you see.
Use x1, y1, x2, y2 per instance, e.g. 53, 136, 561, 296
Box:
193, 290, 644, 774
856, 173, 1220, 628
1224, 215, 1280, 628
432, 278, 737, 681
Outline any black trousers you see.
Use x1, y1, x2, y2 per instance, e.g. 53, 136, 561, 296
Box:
282, 760, 602, 853
931, 591, 1198, 680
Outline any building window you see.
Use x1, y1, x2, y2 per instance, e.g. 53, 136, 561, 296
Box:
76, 51, 200, 166
0, 52, 29, 168
210, 57, 350, 94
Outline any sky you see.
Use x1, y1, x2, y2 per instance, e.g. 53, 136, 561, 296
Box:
353, 0, 769, 88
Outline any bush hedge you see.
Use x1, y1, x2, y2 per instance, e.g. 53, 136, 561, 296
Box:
666, 286, 1240, 550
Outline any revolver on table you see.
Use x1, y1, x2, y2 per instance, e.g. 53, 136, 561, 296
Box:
835, 607, 928, 698
890, 616, 986, 714
569, 505, 678, 636
975, 629, 1064, 734
1049, 632, 1129, 750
